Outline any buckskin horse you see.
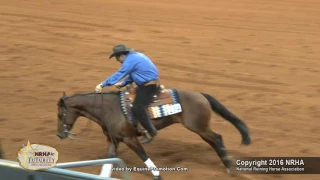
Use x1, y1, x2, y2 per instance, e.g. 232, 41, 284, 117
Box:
56, 84, 251, 180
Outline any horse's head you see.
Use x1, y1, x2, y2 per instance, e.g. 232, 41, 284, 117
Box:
56, 91, 81, 139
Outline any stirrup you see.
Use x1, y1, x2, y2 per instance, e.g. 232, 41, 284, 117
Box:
141, 131, 153, 144
137, 126, 153, 144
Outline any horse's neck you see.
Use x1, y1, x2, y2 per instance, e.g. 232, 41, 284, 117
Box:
73, 93, 119, 125
80, 110, 103, 127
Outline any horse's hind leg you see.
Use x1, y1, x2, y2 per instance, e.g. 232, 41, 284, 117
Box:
183, 119, 233, 172
179, 90, 234, 173
198, 128, 234, 173
123, 136, 162, 180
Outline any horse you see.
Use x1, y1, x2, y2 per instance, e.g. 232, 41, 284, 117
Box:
56, 85, 251, 180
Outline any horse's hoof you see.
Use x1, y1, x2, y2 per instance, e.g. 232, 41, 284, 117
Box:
222, 156, 235, 167
153, 175, 162, 180
226, 168, 235, 177
226, 166, 237, 176
241, 135, 252, 146
225, 157, 236, 177
226, 168, 231, 174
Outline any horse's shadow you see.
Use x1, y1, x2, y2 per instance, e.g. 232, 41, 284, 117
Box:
96, 137, 248, 168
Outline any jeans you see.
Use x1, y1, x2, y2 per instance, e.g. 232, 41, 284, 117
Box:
131, 84, 158, 137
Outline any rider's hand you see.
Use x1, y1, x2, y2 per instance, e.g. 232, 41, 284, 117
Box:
115, 82, 123, 89
95, 83, 103, 92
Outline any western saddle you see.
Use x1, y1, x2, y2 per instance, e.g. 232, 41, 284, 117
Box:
124, 84, 174, 106
122, 83, 174, 144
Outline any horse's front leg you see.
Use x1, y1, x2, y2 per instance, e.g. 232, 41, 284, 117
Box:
123, 136, 162, 180
100, 129, 120, 178
103, 129, 119, 158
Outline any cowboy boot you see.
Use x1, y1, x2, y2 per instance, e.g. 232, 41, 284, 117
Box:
131, 106, 157, 143
137, 123, 153, 144
130, 120, 153, 144
138, 114, 158, 138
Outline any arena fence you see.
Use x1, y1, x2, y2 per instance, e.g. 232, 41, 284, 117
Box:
0, 158, 131, 180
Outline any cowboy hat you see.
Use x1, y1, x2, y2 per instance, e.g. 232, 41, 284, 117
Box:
109, 44, 134, 59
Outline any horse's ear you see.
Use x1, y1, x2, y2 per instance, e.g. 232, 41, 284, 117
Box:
62, 91, 66, 97
58, 98, 64, 106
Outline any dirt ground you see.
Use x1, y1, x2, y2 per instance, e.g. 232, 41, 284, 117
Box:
0, 0, 319, 179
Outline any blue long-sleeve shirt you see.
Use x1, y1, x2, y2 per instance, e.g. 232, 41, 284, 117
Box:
101, 52, 159, 87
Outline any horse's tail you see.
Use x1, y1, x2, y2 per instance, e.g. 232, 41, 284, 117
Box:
201, 92, 251, 145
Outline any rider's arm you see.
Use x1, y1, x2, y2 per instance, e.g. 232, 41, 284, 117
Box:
121, 76, 133, 87
101, 59, 135, 87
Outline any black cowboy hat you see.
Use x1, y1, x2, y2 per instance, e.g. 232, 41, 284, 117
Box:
109, 44, 134, 59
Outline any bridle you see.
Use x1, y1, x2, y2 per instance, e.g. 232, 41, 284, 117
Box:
58, 91, 115, 142
59, 104, 91, 140
59, 106, 74, 139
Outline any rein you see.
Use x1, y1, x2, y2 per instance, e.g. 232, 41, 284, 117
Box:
67, 119, 92, 140
64, 92, 99, 140
63, 90, 118, 146
100, 90, 117, 150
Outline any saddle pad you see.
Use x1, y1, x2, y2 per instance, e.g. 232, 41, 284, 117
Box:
147, 103, 182, 119
120, 89, 182, 121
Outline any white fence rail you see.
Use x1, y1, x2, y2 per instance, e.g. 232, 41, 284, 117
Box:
0, 158, 131, 180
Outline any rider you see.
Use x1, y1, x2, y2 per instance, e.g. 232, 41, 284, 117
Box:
95, 44, 159, 139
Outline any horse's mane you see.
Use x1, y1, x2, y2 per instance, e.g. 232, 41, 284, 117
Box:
57, 91, 121, 106
60, 91, 120, 101
68, 91, 120, 97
